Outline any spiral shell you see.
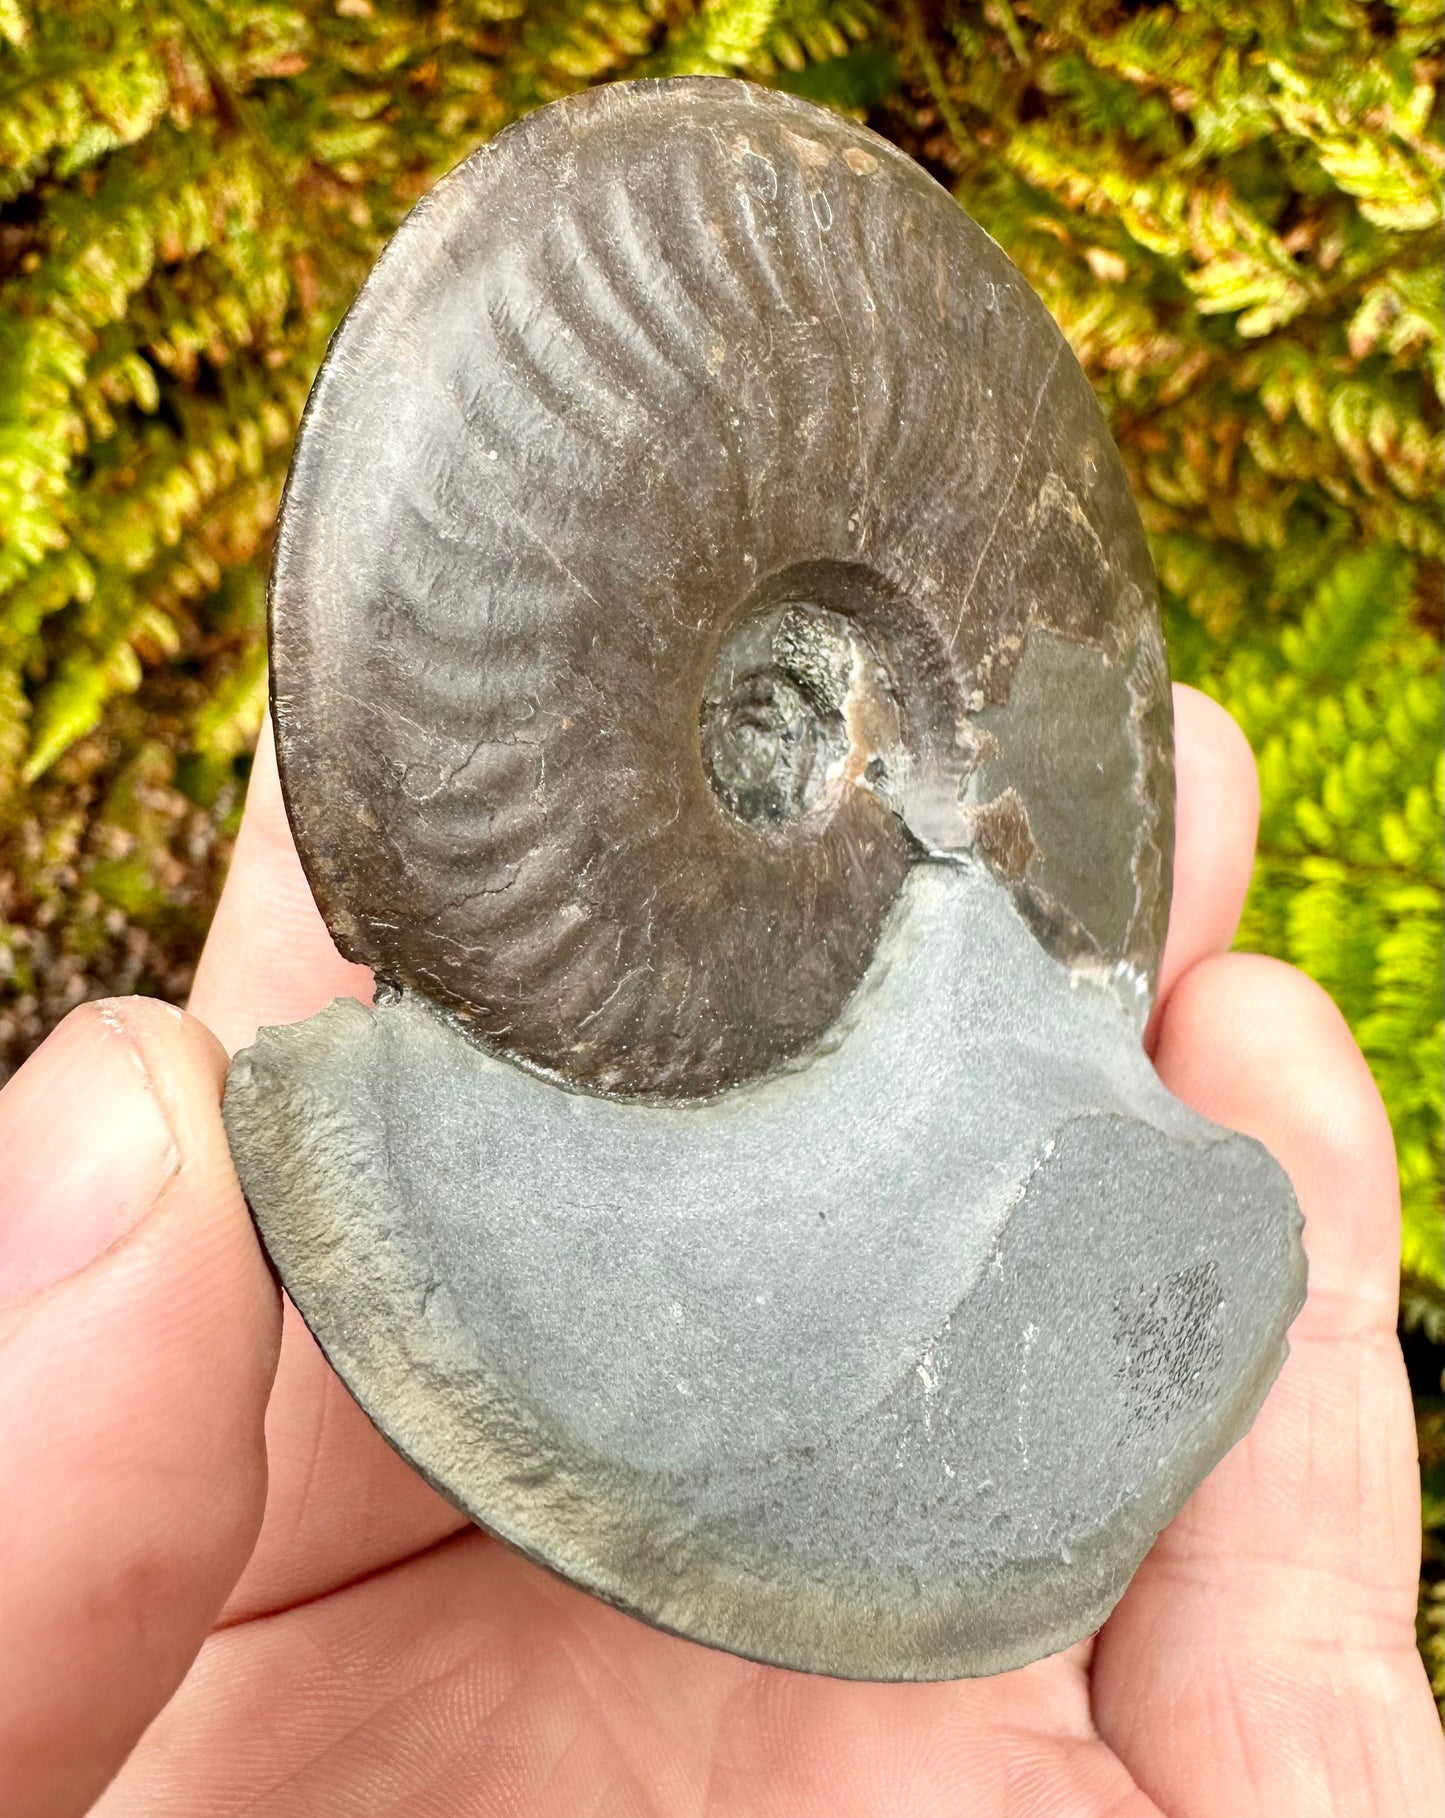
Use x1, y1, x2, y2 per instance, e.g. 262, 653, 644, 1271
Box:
271, 76, 1171, 1099
227, 78, 1305, 1682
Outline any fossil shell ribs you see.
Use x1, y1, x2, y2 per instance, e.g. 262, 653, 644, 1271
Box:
270, 79, 1170, 1097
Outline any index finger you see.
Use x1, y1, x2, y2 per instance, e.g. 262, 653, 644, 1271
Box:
188, 723, 372, 1056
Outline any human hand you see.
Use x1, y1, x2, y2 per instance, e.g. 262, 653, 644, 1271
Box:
1, 689, 1438, 1817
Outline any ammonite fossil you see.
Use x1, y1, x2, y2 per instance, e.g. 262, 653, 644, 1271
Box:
223, 77, 1306, 1681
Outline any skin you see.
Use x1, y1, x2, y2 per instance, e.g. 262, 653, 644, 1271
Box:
0, 686, 1438, 1817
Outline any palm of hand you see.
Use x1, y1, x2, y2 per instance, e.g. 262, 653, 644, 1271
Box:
3, 693, 1438, 1817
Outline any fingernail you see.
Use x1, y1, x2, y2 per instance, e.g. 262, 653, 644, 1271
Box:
0, 1006, 180, 1303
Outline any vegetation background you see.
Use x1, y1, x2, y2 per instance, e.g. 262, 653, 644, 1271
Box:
0, 0, 1440, 1703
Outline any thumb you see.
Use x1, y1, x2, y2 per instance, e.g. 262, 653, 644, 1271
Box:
0, 999, 280, 1818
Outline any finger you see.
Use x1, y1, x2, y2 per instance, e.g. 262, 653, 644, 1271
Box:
0, 999, 281, 1818
1093, 955, 1442, 1818
188, 721, 373, 1055
1151, 685, 1259, 1030
188, 724, 462, 1624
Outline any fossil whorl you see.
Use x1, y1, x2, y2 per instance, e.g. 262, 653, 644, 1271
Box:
271, 76, 1172, 1099
227, 77, 1306, 1683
